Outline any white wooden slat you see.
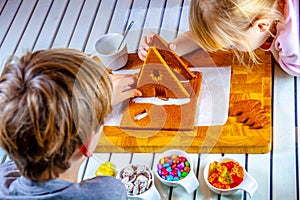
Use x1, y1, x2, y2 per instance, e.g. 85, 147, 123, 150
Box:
159, 0, 183, 42
14, 0, 53, 56
110, 153, 132, 172
0, 148, 6, 164
171, 153, 199, 200
0, 0, 7, 14
0, 152, 10, 164
141, 0, 165, 38
272, 64, 297, 199
247, 154, 271, 200
52, 0, 85, 49
78, 153, 111, 181
131, 153, 154, 167
125, 0, 150, 53
196, 154, 220, 200
220, 154, 245, 200
107, 0, 132, 34
4, 156, 10, 163
153, 153, 172, 200
177, 0, 190, 34
33, 0, 69, 51
77, 159, 89, 182
0, 0, 21, 45
0, 0, 35, 69
84, 0, 117, 53
68, 0, 100, 51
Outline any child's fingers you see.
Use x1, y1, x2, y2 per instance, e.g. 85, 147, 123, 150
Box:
112, 74, 136, 88
119, 75, 136, 87
140, 36, 150, 48
138, 48, 148, 61
146, 32, 156, 44
169, 43, 176, 51
122, 89, 141, 99
138, 52, 145, 61
138, 32, 156, 61
112, 89, 141, 105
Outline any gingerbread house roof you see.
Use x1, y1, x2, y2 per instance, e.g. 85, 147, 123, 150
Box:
137, 35, 196, 99
151, 34, 195, 80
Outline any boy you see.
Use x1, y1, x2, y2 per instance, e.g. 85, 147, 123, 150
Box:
0, 48, 128, 199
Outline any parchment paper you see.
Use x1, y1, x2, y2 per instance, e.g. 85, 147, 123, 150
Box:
104, 66, 231, 126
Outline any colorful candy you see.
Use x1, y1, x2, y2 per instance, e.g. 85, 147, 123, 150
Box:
207, 160, 244, 189
95, 161, 116, 177
157, 155, 191, 181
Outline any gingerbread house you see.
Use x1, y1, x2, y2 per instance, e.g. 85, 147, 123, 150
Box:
120, 35, 202, 130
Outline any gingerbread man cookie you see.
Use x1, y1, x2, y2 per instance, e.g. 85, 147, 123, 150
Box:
229, 100, 268, 129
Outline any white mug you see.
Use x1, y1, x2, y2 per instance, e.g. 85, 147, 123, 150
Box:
92, 33, 128, 71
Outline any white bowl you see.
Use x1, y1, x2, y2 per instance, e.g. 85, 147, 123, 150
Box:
155, 149, 199, 194
116, 163, 160, 200
203, 157, 258, 197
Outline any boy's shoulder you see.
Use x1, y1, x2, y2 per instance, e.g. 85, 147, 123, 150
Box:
0, 162, 127, 200
77, 176, 127, 199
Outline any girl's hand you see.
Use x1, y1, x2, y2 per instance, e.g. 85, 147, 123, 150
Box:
110, 74, 142, 105
138, 31, 198, 61
138, 32, 156, 61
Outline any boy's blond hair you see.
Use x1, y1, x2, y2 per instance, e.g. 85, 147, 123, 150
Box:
189, 0, 282, 63
0, 48, 112, 182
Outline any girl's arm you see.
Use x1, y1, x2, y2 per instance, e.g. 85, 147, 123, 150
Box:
169, 30, 202, 56
138, 31, 201, 61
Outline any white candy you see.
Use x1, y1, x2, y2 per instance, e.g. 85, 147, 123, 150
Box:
133, 111, 148, 121
120, 164, 153, 195
132, 185, 139, 195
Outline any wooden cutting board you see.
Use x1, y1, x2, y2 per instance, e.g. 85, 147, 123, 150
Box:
96, 50, 272, 154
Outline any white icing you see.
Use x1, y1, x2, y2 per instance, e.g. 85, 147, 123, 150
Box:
133, 97, 190, 105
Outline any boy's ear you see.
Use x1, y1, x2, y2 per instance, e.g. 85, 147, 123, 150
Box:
80, 126, 103, 158
80, 144, 92, 157
80, 133, 94, 158
255, 19, 271, 32
80, 132, 95, 158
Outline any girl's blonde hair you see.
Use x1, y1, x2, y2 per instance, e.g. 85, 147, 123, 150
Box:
189, 0, 282, 63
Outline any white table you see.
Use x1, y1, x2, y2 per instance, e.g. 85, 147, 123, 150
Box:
0, 0, 299, 199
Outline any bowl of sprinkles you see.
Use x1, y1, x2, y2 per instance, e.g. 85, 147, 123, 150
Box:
155, 149, 199, 194
203, 157, 258, 197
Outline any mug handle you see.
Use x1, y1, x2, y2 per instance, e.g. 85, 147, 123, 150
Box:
236, 171, 258, 198
177, 171, 199, 194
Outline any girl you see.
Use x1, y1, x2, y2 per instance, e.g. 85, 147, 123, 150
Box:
139, 0, 300, 76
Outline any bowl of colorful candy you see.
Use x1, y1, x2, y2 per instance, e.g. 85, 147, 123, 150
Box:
117, 164, 160, 200
155, 149, 199, 194
203, 157, 258, 197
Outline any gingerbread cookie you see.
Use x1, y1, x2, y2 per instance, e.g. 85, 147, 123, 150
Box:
229, 100, 268, 129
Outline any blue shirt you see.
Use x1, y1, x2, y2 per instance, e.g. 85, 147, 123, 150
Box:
0, 160, 128, 200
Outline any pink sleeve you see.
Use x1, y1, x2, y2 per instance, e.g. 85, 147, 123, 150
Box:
274, 0, 300, 76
